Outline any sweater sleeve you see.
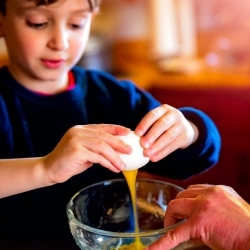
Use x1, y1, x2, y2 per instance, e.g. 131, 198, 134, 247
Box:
142, 107, 221, 180
0, 95, 13, 158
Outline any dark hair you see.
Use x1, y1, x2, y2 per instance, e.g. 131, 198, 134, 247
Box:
0, 0, 101, 15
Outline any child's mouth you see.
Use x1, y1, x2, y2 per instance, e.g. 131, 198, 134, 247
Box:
41, 59, 65, 69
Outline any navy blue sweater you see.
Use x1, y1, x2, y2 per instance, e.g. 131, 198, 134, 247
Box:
0, 66, 220, 249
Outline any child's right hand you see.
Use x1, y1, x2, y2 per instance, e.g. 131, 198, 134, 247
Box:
42, 124, 132, 185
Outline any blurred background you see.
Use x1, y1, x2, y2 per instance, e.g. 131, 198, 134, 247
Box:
79, 0, 250, 75
1, 0, 250, 202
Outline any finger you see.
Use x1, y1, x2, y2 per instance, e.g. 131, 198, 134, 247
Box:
146, 223, 191, 250
176, 188, 208, 199
76, 127, 132, 154
164, 212, 185, 227
141, 115, 176, 150
80, 138, 126, 171
188, 185, 242, 200
187, 184, 236, 196
144, 124, 180, 157
135, 105, 170, 136
83, 124, 131, 135
187, 184, 214, 189
164, 198, 195, 226
147, 133, 180, 161
80, 148, 122, 172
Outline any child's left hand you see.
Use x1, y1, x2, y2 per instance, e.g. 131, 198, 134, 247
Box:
135, 104, 199, 162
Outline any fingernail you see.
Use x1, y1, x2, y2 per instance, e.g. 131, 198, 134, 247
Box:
120, 163, 126, 171
135, 129, 143, 136
126, 144, 133, 153
143, 140, 150, 149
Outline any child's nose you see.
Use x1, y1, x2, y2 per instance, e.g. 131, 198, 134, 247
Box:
48, 26, 69, 51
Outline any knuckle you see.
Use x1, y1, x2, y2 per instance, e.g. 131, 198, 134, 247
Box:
167, 199, 176, 209
67, 126, 79, 136
162, 104, 170, 110
200, 197, 214, 211
96, 130, 106, 140
168, 228, 178, 242
151, 107, 161, 117
96, 140, 107, 151
207, 185, 221, 196
156, 228, 178, 248
159, 117, 170, 126
98, 123, 107, 129
167, 130, 175, 140
67, 138, 81, 153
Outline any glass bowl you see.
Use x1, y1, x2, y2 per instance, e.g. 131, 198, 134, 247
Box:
66, 178, 186, 250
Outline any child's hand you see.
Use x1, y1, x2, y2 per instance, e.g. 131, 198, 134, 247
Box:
135, 104, 199, 162
42, 124, 132, 185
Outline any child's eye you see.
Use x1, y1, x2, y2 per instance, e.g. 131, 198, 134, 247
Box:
69, 23, 85, 29
26, 21, 47, 29
70, 24, 82, 29
69, 17, 88, 30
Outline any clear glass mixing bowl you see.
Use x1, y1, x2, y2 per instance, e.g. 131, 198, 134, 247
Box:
66, 178, 186, 250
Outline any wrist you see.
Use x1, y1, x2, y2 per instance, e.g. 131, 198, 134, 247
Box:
189, 120, 199, 144
40, 155, 56, 187
33, 157, 55, 188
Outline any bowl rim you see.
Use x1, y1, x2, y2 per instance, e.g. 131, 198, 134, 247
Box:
66, 178, 185, 238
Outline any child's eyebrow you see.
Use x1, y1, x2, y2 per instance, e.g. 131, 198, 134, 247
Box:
16, 2, 91, 15
16, 6, 42, 15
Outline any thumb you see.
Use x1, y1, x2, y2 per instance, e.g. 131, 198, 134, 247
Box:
146, 224, 190, 250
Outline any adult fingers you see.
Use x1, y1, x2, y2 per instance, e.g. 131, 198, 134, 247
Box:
176, 187, 208, 199
164, 198, 195, 227
146, 223, 191, 250
187, 184, 214, 189
185, 185, 240, 199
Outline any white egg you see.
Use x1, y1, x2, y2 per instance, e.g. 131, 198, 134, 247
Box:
116, 131, 150, 171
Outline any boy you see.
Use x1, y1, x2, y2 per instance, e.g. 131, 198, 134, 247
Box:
0, 0, 220, 249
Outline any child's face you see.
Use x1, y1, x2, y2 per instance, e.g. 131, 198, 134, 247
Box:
0, 0, 95, 86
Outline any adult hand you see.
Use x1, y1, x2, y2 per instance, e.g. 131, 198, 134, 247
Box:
135, 104, 198, 162
43, 124, 131, 184
146, 184, 250, 250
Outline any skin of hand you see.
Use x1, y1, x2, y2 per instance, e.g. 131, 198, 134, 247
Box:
0, 124, 132, 198
146, 184, 250, 250
135, 104, 199, 162
43, 124, 132, 185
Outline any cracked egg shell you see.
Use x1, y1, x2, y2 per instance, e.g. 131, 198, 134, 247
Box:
116, 131, 150, 171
